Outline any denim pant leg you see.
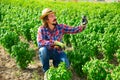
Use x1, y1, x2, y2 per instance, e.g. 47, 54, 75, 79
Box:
52, 50, 61, 67
59, 51, 70, 68
38, 47, 50, 73
52, 50, 70, 68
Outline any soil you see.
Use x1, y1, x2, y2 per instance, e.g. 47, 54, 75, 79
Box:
0, 45, 83, 80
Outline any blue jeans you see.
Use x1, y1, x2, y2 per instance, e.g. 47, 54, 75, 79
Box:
38, 47, 70, 72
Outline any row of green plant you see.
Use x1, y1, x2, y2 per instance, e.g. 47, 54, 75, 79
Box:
0, 28, 35, 69
83, 59, 120, 80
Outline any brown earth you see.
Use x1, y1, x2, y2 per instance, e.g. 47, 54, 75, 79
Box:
0, 45, 83, 80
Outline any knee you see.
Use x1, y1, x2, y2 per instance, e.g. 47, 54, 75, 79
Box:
39, 47, 48, 56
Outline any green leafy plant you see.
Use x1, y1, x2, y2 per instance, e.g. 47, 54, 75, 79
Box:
0, 31, 20, 53
100, 31, 119, 61
116, 49, 120, 63
106, 65, 120, 80
30, 26, 38, 46
110, 65, 120, 80
82, 59, 114, 80
46, 62, 72, 80
20, 23, 32, 41
11, 41, 35, 69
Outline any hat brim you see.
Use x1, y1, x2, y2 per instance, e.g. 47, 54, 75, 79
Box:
40, 11, 55, 20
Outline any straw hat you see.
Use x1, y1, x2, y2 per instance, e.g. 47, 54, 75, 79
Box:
40, 8, 55, 20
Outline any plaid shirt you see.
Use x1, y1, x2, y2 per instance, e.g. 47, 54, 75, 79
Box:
37, 24, 83, 49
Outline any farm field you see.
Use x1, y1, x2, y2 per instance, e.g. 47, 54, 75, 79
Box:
0, 0, 120, 80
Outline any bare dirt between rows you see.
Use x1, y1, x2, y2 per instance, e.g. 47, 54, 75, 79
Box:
0, 45, 83, 80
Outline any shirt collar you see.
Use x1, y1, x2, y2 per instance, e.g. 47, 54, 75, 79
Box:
45, 25, 58, 32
